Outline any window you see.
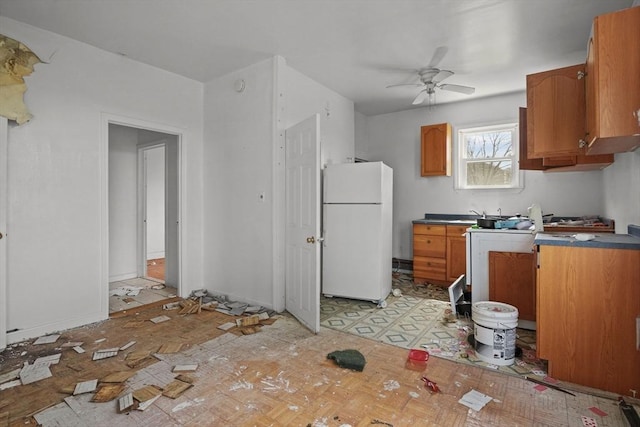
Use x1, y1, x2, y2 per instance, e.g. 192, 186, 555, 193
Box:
457, 123, 520, 189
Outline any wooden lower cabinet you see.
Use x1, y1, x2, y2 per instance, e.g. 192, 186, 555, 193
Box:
413, 223, 467, 286
537, 244, 640, 396
446, 225, 468, 282
488, 251, 536, 321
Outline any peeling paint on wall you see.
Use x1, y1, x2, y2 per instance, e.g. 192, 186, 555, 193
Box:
0, 34, 41, 125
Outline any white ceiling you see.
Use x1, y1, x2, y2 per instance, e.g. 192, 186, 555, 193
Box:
0, 0, 633, 116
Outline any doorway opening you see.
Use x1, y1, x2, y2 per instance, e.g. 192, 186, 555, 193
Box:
107, 123, 181, 315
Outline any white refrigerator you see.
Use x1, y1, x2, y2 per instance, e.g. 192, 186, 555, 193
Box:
322, 161, 393, 303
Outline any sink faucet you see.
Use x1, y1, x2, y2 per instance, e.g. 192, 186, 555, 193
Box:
469, 209, 486, 218
498, 208, 502, 217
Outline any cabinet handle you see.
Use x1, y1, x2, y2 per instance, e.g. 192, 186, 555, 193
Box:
427, 240, 431, 244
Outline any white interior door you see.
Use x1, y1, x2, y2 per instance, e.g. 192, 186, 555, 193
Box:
285, 114, 321, 333
0, 117, 7, 350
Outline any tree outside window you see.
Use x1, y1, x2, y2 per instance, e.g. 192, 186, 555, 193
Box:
457, 123, 520, 189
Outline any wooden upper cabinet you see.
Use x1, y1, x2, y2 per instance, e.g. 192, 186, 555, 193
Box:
585, 6, 640, 155
524, 65, 613, 171
518, 107, 545, 170
420, 123, 451, 176
526, 64, 586, 159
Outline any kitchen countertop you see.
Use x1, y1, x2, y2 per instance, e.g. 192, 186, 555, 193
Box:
412, 214, 478, 225
534, 224, 640, 250
413, 213, 615, 232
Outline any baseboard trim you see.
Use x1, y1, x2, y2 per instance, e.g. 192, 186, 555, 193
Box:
392, 258, 413, 272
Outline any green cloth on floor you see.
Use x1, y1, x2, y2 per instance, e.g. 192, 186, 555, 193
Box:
327, 349, 366, 372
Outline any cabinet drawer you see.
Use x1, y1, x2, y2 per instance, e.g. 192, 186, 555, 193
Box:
414, 256, 447, 280
446, 225, 469, 236
413, 235, 446, 257
413, 223, 446, 236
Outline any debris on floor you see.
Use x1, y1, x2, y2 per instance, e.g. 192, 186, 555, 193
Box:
33, 334, 60, 345
149, 315, 171, 324
458, 389, 493, 411
327, 349, 366, 372
109, 285, 143, 297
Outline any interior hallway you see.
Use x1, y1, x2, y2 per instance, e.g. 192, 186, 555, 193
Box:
108, 258, 177, 315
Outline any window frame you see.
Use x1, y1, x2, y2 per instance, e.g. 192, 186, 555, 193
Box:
455, 122, 522, 190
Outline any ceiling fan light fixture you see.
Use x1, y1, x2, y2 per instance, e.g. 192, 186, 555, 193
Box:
427, 89, 436, 105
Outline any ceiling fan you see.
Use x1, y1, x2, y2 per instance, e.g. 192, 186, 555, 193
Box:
386, 47, 475, 106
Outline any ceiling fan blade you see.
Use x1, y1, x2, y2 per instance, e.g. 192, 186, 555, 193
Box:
412, 90, 428, 105
432, 70, 454, 83
439, 84, 476, 95
386, 83, 424, 89
428, 46, 448, 68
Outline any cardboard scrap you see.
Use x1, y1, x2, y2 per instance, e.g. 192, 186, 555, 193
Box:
163, 301, 181, 310
60, 342, 84, 348
73, 346, 85, 354
92, 383, 126, 402
33, 334, 61, 345
157, 343, 184, 354
0, 368, 21, 384
20, 363, 52, 385
92, 348, 119, 360
118, 393, 134, 413
178, 298, 202, 315
149, 315, 171, 324
175, 374, 195, 384
120, 341, 136, 351
162, 379, 192, 399
101, 371, 136, 383
34, 353, 62, 366
173, 364, 198, 372
126, 354, 158, 369
137, 394, 161, 411
0, 379, 21, 390
217, 322, 236, 331
133, 385, 163, 403
201, 301, 218, 311
73, 379, 98, 395
240, 325, 261, 335
458, 389, 493, 411
236, 314, 261, 327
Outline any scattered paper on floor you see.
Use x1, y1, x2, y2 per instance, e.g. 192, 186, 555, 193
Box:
150, 315, 171, 324
118, 393, 134, 413
173, 364, 198, 372
33, 334, 60, 345
20, 363, 52, 384
458, 389, 493, 411
73, 379, 98, 395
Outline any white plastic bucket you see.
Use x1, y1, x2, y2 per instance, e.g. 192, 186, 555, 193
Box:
472, 301, 519, 366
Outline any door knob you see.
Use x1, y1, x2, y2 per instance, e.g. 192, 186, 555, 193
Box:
306, 236, 315, 244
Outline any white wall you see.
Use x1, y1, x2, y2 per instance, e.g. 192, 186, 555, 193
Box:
108, 125, 138, 280
602, 150, 640, 233
145, 145, 165, 260
357, 91, 607, 260
283, 65, 355, 167
202, 56, 354, 310
2, 16, 204, 343
202, 58, 276, 308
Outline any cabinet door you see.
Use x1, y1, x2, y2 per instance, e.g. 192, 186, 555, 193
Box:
420, 123, 451, 176
488, 251, 536, 321
446, 226, 468, 282
518, 107, 546, 171
586, 6, 640, 153
537, 245, 640, 395
526, 64, 586, 158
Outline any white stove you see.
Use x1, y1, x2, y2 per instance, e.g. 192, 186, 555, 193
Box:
465, 227, 536, 330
